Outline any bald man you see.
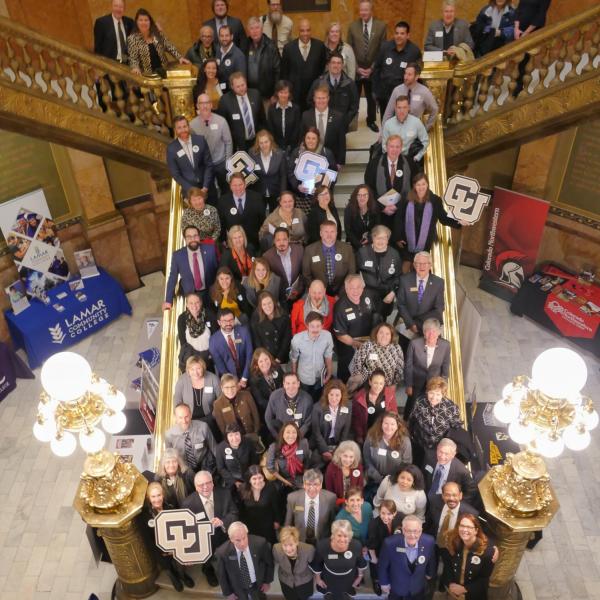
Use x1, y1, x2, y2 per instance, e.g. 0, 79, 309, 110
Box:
280, 19, 326, 111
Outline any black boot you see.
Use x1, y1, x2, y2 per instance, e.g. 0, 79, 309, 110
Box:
181, 571, 195, 588
168, 569, 184, 593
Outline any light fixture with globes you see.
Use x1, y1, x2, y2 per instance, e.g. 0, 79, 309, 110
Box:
33, 351, 127, 457
493, 347, 598, 458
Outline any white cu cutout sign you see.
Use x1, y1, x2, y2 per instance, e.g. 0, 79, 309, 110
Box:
443, 175, 491, 225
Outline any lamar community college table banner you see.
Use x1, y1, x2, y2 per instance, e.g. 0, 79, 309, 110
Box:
479, 187, 549, 302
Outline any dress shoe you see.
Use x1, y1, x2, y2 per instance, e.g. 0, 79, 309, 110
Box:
181, 572, 195, 588
204, 568, 219, 587
168, 571, 184, 593
367, 122, 379, 133
373, 580, 383, 596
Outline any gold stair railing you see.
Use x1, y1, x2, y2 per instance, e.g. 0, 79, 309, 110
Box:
154, 181, 185, 469
0, 17, 196, 172
444, 4, 600, 164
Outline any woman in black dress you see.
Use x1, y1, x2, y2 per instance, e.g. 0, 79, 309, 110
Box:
305, 185, 342, 244
238, 465, 282, 544
344, 184, 380, 251
250, 291, 292, 364
215, 423, 259, 492
310, 519, 368, 600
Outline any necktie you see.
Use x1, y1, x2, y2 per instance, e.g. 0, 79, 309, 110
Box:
237, 198, 244, 214
318, 112, 326, 140
301, 44, 309, 60
429, 464, 442, 502
390, 162, 396, 185
242, 97, 255, 139
185, 142, 194, 166
203, 496, 214, 520
306, 500, 316, 542
437, 510, 452, 547
227, 334, 241, 376
192, 252, 203, 290
118, 20, 127, 61
417, 278, 425, 304
184, 431, 196, 469
325, 248, 334, 285
363, 22, 369, 58
239, 552, 252, 589
204, 119, 209, 127
272, 23, 278, 48
328, 409, 337, 440
407, 88, 412, 106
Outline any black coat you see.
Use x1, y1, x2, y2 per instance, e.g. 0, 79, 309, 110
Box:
301, 108, 347, 165
241, 34, 281, 99
240, 482, 283, 544
215, 437, 259, 488
305, 204, 342, 245
424, 497, 479, 537
217, 190, 266, 249
248, 148, 288, 210
366, 513, 405, 556
357, 245, 402, 298
267, 103, 302, 151
203, 16, 246, 48
440, 544, 495, 600
219, 245, 257, 282
249, 367, 284, 413
310, 403, 352, 454
343, 205, 380, 251
250, 313, 292, 364
218, 89, 267, 151
93, 14, 134, 61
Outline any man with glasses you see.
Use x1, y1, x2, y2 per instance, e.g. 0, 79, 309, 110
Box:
260, 0, 293, 55
284, 469, 337, 544
185, 25, 217, 67
163, 225, 218, 310
182, 470, 239, 587
378, 514, 436, 600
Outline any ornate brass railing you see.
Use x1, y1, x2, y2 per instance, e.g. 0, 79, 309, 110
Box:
153, 180, 185, 469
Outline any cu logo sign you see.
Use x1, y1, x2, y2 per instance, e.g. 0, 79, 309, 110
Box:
226, 151, 258, 185
443, 175, 491, 224
153, 509, 214, 565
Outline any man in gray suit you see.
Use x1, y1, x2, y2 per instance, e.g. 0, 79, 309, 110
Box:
397, 251, 445, 336
284, 470, 337, 544
424, 0, 474, 56
346, 0, 387, 132
404, 318, 450, 419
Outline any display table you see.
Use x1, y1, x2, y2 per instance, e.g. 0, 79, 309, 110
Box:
510, 263, 600, 358
0, 341, 34, 402
5, 269, 132, 369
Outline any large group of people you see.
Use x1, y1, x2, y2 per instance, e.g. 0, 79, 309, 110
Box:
89, 0, 557, 597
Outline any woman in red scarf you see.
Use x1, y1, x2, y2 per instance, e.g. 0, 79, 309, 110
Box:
265, 422, 311, 492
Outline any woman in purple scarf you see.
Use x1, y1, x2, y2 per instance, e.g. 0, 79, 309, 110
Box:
392, 172, 464, 273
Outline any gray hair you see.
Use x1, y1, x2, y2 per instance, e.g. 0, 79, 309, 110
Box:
332, 441, 361, 469
438, 438, 457, 452
157, 448, 188, 476
303, 469, 323, 484
402, 514, 423, 529
423, 318, 441, 334
344, 273, 364, 286
228, 521, 249, 537
371, 225, 391, 240
414, 251, 432, 264
194, 470, 213, 485
331, 519, 353, 537
247, 16, 262, 28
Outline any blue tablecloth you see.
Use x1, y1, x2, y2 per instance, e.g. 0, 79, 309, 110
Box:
0, 341, 34, 402
5, 269, 132, 369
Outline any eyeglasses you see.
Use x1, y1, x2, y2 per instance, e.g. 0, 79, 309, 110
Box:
403, 530, 421, 535
458, 525, 477, 531
185, 234, 200, 240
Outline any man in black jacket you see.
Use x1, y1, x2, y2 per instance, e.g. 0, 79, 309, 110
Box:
203, 0, 246, 48
219, 72, 266, 151
216, 522, 274, 600
93, 0, 134, 63
241, 17, 280, 108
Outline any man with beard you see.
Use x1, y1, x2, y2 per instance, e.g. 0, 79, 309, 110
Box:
166, 115, 214, 196
203, 0, 245, 48
260, 0, 293, 55
163, 225, 218, 310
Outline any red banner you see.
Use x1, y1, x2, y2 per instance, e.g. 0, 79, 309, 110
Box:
479, 187, 549, 302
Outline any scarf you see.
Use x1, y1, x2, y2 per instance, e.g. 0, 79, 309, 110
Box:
233, 248, 253, 277
281, 442, 303, 479
303, 295, 330, 324
186, 308, 207, 338
405, 200, 433, 253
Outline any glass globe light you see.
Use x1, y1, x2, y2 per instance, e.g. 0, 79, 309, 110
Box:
581, 408, 599, 431
79, 428, 106, 454
50, 431, 77, 457
41, 352, 92, 401
33, 417, 56, 442
531, 348, 587, 399
493, 398, 519, 424
535, 433, 564, 458
90, 378, 110, 397
508, 420, 535, 445
564, 424, 591, 451
102, 411, 126, 434
104, 389, 126, 412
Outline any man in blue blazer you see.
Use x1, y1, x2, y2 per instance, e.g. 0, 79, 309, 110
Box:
162, 226, 218, 310
208, 308, 253, 387
379, 514, 436, 600
166, 116, 214, 196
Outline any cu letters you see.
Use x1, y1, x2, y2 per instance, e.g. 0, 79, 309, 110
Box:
443, 174, 491, 224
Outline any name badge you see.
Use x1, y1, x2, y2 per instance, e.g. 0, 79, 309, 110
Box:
347, 313, 356, 321
177, 149, 186, 158
232, 114, 241, 120
412, 94, 421, 101
295, 505, 304, 511
225, 454, 234, 460
344, 551, 352, 559
312, 255, 321, 263
235, 339, 242, 344
396, 547, 406, 553
425, 464, 434, 473
407, 130, 416, 138
196, 511, 206, 520
367, 406, 376, 415
254, 165, 261, 170
294, 413, 303, 420
410, 287, 418, 292
400, 61, 407, 68
222, 406, 232, 413
324, 414, 332, 422
385, 57, 392, 65
230, 207, 238, 215
192, 145, 199, 153
377, 448, 387, 456
210, 123, 219, 130
225, 448, 232, 455
391, 451, 400, 459
292, 218, 300, 224
195, 442, 204, 449
224, 58, 231, 67
220, 82, 227, 89
352, 469, 361, 477
340, 406, 349, 414
435, 30, 443, 37
295, 449, 304, 455
418, 555, 426, 564
205, 386, 213, 393
280, 222, 287, 228
364, 260, 373, 267
396, 169, 403, 178
335, 253, 342, 261
203, 209, 211, 216
328, 553, 338, 559
369, 353, 378, 361
471, 556, 481, 565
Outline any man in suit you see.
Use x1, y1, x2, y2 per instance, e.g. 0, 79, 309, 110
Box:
263, 227, 305, 304
219, 72, 265, 152
167, 116, 214, 196
302, 220, 355, 298
216, 522, 274, 600
378, 515, 436, 600
217, 173, 265, 249
182, 470, 239, 587
307, 53, 359, 133
284, 470, 337, 544
301, 85, 346, 165
185, 25, 217, 67
163, 225, 219, 310
346, 0, 387, 132
424, 0, 474, 56
280, 18, 327, 112
424, 438, 478, 505
93, 0, 134, 63
166, 404, 217, 471
364, 134, 412, 230
397, 251, 445, 336
404, 317, 451, 419
216, 26, 247, 91
425, 481, 479, 548
208, 308, 254, 386
204, 0, 246, 48
261, 0, 294, 55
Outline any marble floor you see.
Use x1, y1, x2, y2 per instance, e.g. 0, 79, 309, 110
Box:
0, 265, 599, 600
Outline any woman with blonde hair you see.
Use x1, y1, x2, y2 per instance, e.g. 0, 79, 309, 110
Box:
324, 21, 356, 79
154, 448, 195, 508
242, 258, 282, 308
324, 440, 364, 505
273, 526, 315, 600
249, 129, 287, 212
220, 224, 255, 281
